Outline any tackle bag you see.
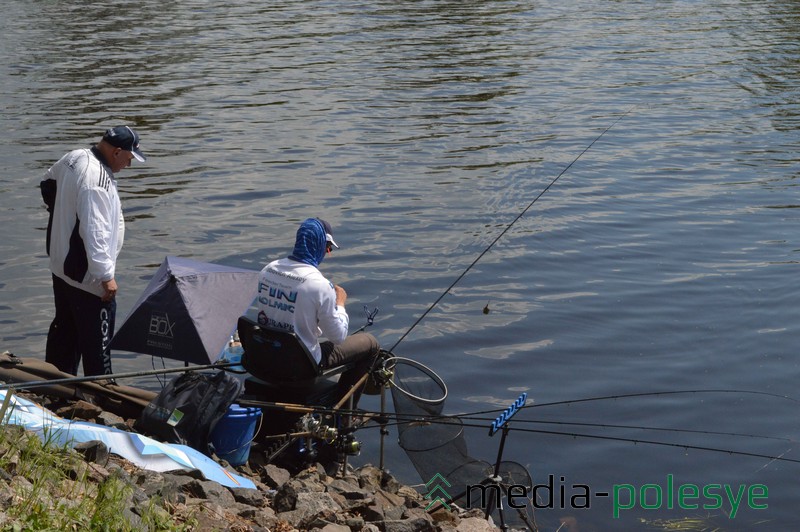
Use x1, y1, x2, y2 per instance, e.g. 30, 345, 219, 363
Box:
134, 370, 242, 456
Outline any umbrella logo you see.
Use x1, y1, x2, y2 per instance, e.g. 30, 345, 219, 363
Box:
149, 312, 175, 338
146, 312, 176, 351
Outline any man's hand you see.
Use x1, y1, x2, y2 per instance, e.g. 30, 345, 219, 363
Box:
101, 278, 118, 302
334, 284, 347, 306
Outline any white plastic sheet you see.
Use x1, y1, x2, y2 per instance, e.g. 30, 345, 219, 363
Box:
0, 390, 255, 489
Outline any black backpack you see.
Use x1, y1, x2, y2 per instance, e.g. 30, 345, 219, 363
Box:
135, 370, 242, 456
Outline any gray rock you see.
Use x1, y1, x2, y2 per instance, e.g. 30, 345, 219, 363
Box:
132, 469, 164, 488
56, 400, 103, 420
374, 488, 406, 512
319, 522, 351, 532
73, 440, 109, 465
231, 485, 266, 506
430, 506, 459, 528
273, 479, 298, 512
183, 478, 236, 507
296, 462, 326, 483
121, 507, 143, 529
327, 477, 371, 500
248, 506, 279, 529
278, 491, 342, 525
97, 411, 128, 429
359, 502, 385, 522
343, 516, 366, 529
152, 472, 195, 504
297, 490, 342, 514
0, 486, 15, 510
382, 516, 437, 532
293, 474, 327, 492
105, 461, 131, 482
125, 485, 150, 508
166, 467, 206, 481
357, 465, 383, 491
456, 516, 499, 531
382, 469, 402, 494
383, 504, 405, 521
262, 463, 291, 488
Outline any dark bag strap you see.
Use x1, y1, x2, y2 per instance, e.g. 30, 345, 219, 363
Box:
135, 370, 242, 456
40, 179, 56, 256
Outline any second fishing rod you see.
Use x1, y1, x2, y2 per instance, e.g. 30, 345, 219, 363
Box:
389, 104, 638, 352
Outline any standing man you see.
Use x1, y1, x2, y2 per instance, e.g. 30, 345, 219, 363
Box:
41, 126, 146, 376
257, 218, 380, 406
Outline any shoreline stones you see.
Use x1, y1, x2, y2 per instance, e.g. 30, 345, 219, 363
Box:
82, 443, 499, 531
7, 392, 499, 531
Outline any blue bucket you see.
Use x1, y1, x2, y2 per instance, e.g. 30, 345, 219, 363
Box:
210, 404, 261, 466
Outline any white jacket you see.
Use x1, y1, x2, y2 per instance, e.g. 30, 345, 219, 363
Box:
257, 258, 349, 364
46, 148, 124, 297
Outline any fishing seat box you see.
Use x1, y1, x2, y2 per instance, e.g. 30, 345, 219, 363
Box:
237, 316, 353, 436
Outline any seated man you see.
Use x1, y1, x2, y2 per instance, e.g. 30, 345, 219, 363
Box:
256, 217, 380, 406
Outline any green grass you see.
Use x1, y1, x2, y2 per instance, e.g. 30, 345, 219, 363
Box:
0, 419, 196, 531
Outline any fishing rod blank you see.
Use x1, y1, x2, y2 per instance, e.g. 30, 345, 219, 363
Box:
485, 424, 800, 466
0, 361, 237, 391
445, 388, 798, 421
352, 412, 800, 464
391, 105, 637, 351
457, 416, 798, 444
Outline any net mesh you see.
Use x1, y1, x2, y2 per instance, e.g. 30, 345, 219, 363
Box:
387, 355, 534, 528
389, 358, 483, 495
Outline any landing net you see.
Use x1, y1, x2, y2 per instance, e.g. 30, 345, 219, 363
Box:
386, 357, 486, 495
385, 355, 534, 528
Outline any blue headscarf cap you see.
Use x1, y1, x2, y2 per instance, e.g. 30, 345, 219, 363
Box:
288, 218, 327, 267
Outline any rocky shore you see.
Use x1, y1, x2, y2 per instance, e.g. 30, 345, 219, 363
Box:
1, 393, 499, 531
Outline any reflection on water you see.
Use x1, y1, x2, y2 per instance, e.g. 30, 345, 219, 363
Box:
2, 0, 800, 528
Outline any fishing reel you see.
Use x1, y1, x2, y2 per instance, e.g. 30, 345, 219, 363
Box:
298, 414, 338, 443
363, 349, 396, 395
293, 413, 361, 463
337, 433, 361, 456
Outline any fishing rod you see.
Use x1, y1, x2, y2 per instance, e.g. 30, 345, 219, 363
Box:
351, 413, 800, 466
364, 388, 797, 433
185, 398, 798, 465
449, 417, 798, 444
390, 105, 637, 352
454, 420, 800, 466
438, 389, 798, 422
529, 388, 799, 407
351, 408, 797, 445
0, 360, 238, 391
348, 413, 800, 465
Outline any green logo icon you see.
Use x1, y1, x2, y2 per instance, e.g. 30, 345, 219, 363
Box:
425, 473, 452, 511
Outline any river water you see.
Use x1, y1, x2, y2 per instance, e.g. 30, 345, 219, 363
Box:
2, 0, 799, 529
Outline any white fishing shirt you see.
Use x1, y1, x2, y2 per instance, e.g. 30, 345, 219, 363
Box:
256, 257, 349, 364
46, 148, 124, 297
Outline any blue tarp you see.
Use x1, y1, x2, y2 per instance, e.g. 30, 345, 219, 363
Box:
0, 390, 256, 490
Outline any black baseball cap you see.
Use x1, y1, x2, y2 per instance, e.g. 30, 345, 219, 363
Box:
103, 126, 146, 162
316, 218, 339, 249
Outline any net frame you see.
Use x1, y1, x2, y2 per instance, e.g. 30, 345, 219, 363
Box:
386, 356, 448, 407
